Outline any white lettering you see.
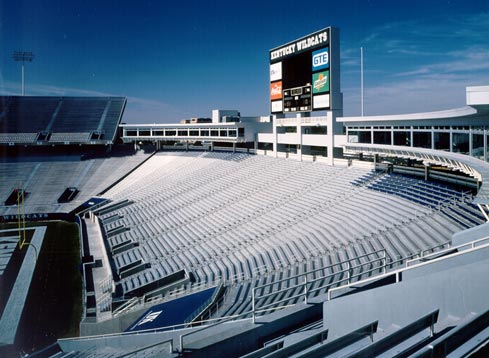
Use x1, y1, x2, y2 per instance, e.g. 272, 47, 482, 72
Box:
313, 51, 329, 67
137, 310, 163, 326
271, 44, 296, 60
271, 30, 329, 61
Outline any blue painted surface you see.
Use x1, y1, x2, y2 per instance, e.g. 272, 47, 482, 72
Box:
126, 287, 216, 332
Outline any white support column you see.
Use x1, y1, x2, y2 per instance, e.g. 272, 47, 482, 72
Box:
273, 117, 278, 158
485, 129, 488, 162
450, 129, 453, 152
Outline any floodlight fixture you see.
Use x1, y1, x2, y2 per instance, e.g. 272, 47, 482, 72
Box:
12, 51, 35, 96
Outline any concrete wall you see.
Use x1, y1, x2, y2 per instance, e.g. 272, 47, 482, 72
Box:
323, 246, 489, 340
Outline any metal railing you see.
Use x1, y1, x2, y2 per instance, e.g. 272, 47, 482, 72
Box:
251, 249, 387, 323
406, 235, 489, 267
63, 237, 468, 355
328, 235, 489, 300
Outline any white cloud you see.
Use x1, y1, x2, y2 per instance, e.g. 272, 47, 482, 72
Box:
342, 11, 489, 116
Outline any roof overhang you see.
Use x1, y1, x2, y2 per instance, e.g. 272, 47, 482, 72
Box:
338, 106, 478, 124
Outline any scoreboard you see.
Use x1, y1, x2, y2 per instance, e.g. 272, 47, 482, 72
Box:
283, 85, 312, 112
269, 27, 338, 114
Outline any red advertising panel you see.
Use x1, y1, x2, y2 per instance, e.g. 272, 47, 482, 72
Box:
270, 81, 283, 100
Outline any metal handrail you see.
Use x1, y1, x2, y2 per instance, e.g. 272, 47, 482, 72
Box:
253, 248, 386, 292
252, 249, 387, 321
251, 237, 457, 319
406, 235, 489, 267
328, 237, 489, 301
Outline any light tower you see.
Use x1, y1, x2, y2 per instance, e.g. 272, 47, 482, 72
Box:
12, 51, 35, 96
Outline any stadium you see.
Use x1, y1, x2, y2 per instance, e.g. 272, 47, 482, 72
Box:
1, 26, 489, 357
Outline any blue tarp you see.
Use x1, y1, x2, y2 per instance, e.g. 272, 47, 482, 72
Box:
125, 287, 216, 332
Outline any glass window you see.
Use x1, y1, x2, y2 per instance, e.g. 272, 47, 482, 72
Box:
434, 132, 450, 151
238, 128, 245, 137
393, 131, 410, 146
126, 130, 137, 136
210, 130, 219, 137
452, 132, 469, 154
472, 133, 484, 160
201, 130, 209, 136
413, 132, 431, 148
309, 126, 327, 135
189, 130, 199, 136
348, 130, 371, 144
373, 131, 391, 145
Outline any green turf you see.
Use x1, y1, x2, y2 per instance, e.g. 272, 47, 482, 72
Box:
1, 221, 83, 355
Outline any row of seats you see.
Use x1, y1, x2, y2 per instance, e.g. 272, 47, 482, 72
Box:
367, 173, 485, 228
97, 153, 476, 307
0, 96, 125, 142
0, 133, 38, 143
0, 152, 151, 215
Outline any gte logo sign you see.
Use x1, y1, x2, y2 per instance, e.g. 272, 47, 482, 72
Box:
312, 48, 329, 70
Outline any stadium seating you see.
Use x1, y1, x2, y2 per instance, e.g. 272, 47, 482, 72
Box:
50, 239, 489, 357
0, 96, 125, 145
0, 151, 151, 215
92, 152, 484, 317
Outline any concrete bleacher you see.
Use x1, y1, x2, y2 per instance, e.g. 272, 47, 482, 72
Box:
0, 133, 38, 144
0, 96, 125, 145
0, 150, 152, 215
89, 151, 485, 321
2, 96, 58, 132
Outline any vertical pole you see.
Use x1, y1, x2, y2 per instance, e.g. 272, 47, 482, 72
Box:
304, 275, 308, 304
251, 288, 255, 324
360, 47, 364, 117
383, 249, 387, 275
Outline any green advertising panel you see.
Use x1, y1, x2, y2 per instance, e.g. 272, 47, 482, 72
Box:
312, 71, 329, 94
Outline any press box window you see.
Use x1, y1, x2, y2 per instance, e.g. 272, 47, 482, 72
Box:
309, 126, 327, 135
238, 128, 245, 137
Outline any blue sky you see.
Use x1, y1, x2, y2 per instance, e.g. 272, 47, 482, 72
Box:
1, 0, 489, 123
